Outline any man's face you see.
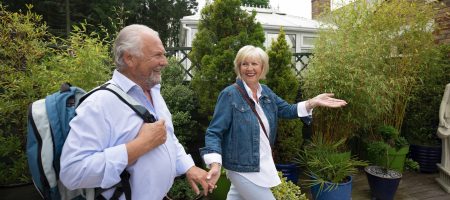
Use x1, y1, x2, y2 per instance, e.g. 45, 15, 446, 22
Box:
126, 34, 168, 90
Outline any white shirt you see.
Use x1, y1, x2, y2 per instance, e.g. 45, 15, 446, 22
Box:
203, 81, 312, 188
60, 70, 194, 200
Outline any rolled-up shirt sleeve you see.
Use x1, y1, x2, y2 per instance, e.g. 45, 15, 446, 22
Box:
297, 101, 312, 117
203, 153, 222, 168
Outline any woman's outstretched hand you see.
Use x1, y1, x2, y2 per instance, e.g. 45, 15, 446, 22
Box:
307, 93, 347, 110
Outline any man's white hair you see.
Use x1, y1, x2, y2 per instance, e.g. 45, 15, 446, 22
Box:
113, 24, 159, 70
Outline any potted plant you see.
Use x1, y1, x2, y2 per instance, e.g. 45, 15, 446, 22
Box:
403, 45, 450, 173
365, 125, 410, 200
296, 134, 367, 200
367, 125, 410, 173
301, 0, 441, 150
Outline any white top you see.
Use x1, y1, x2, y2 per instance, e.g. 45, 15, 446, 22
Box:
203, 82, 312, 188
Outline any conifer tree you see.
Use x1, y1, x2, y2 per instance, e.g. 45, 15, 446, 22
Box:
266, 28, 303, 163
190, 0, 265, 117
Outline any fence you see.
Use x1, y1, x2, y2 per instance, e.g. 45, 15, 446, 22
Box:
166, 47, 313, 80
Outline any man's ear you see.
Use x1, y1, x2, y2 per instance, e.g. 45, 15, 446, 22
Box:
123, 51, 135, 68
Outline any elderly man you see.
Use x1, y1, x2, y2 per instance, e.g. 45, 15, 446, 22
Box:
60, 24, 210, 199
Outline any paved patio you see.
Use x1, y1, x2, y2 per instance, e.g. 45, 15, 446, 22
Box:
351, 170, 450, 200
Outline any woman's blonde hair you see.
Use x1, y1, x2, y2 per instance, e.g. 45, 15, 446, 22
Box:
234, 45, 269, 79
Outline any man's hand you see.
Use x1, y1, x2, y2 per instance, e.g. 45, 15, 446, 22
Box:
307, 93, 347, 111
136, 119, 167, 150
186, 166, 210, 196
126, 119, 167, 164
206, 163, 221, 193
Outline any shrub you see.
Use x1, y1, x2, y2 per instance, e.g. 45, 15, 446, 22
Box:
0, 3, 52, 185
403, 45, 450, 146
266, 28, 304, 163
301, 0, 440, 142
272, 172, 308, 200
167, 177, 197, 200
0, 4, 111, 185
190, 0, 265, 118
161, 58, 197, 149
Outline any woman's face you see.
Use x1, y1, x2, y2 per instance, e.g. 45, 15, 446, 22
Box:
239, 56, 263, 87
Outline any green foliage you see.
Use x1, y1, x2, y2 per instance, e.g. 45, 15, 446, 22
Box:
161, 58, 197, 149
266, 28, 303, 163
242, 0, 269, 7
40, 24, 112, 91
403, 45, 450, 146
378, 125, 399, 142
190, 0, 265, 118
272, 172, 308, 200
373, 125, 409, 150
296, 135, 367, 192
167, 177, 197, 200
301, 0, 440, 142
367, 125, 410, 171
0, 4, 111, 185
0, 3, 51, 185
404, 158, 420, 172
3, 0, 197, 45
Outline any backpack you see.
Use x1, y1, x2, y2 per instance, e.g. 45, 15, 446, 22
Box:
27, 83, 156, 200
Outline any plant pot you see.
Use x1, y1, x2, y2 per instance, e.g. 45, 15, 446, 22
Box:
275, 163, 299, 183
409, 144, 441, 173
210, 171, 231, 200
310, 176, 352, 200
364, 166, 402, 200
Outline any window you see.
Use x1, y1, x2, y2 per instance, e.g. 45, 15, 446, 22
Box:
266, 33, 296, 52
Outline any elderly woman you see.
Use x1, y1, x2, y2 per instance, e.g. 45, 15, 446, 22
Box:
200, 45, 347, 200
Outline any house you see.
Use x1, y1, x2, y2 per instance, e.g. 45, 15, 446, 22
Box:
180, 5, 320, 53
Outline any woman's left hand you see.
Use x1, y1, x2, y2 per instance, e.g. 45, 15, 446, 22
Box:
308, 93, 347, 109
206, 163, 221, 193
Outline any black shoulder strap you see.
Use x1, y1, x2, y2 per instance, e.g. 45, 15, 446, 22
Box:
233, 83, 269, 140
80, 83, 156, 200
79, 83, 156, 123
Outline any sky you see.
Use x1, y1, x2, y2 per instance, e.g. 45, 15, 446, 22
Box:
196, 0, 312, 19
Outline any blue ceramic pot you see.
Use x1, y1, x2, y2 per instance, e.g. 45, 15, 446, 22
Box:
310, 176, 352, 200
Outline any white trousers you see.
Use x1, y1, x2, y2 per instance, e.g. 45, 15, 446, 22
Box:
226, 171, 276, 200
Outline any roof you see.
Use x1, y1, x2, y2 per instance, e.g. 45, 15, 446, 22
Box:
181, 6, 320, 32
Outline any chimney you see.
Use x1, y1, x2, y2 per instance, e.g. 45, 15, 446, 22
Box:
311, 0, 331, 20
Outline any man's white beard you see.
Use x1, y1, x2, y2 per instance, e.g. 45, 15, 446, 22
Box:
146, 74, 161, 88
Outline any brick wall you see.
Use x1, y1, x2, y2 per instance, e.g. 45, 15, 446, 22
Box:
435, 0, 450, 45
311, 0, 330, 20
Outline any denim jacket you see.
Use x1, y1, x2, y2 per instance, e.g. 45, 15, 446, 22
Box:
200, 79, 311, 172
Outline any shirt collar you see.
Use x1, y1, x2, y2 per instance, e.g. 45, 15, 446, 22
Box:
111, 69, 161, 93
242, 79, 262, 100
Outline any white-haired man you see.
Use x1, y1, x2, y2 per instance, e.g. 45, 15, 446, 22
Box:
60, 24, 211, 200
